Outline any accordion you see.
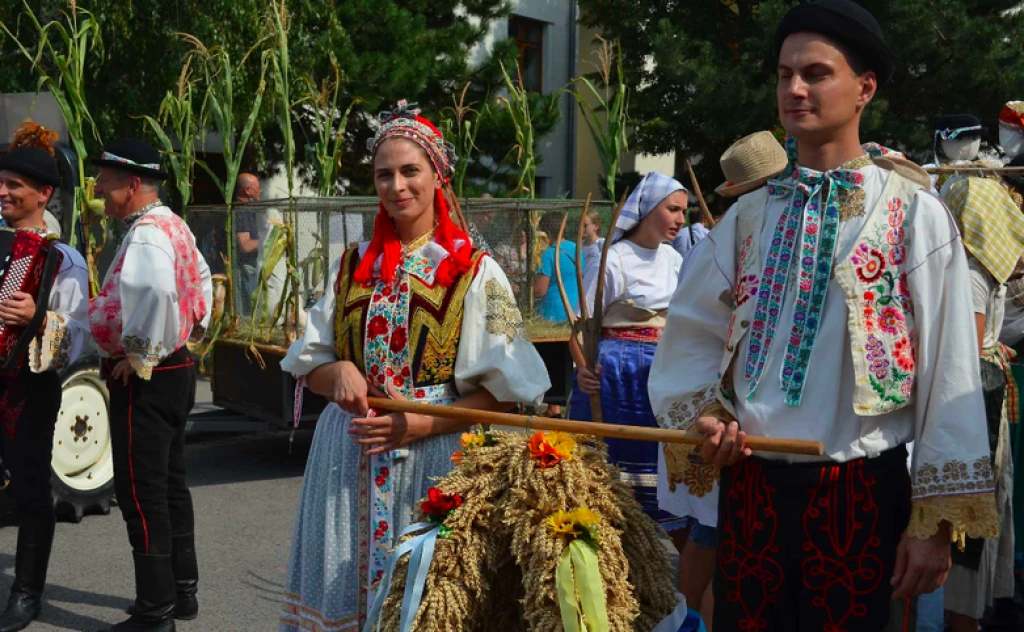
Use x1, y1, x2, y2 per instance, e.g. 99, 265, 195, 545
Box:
0, 228, 63, 374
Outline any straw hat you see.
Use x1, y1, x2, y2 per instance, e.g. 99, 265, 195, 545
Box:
715, 131, 789, 198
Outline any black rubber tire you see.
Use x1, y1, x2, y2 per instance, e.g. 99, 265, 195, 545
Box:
51, 362, 115, 523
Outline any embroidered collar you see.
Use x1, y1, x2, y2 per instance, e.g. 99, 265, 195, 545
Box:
121, 200, 163, 233
14, 226, 51, 237
745, 145, 869, 406
402, 226, 436, 255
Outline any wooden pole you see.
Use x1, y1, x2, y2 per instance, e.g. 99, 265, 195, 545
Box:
367, 397, 825, 456
925, 166, 1024, 174
684, 156, 716, 228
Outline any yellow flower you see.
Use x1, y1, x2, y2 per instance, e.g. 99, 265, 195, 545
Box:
547, 510, 580, 537
528, 431, 577, 468
459, 430, 487, 450
546, 432, 576, 461
546, 507, 601, 543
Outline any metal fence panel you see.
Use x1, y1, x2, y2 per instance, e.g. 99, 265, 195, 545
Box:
185, 196, 614, 340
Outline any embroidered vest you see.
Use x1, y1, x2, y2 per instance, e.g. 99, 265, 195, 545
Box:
717, 169, 923, 417
331, 247, 485, 398
90, 211, 207, 358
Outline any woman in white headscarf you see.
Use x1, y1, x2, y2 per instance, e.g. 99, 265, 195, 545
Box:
569, 171, 689, 531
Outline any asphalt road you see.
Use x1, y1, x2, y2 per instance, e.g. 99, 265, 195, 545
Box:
0, 427, 314, 632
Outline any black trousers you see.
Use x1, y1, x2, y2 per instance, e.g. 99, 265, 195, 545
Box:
0, 369, 61, 522
713, 446, 911, 632
107, 347, 196, 556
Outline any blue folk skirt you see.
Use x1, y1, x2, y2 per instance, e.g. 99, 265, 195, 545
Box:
569, 336, 688, 532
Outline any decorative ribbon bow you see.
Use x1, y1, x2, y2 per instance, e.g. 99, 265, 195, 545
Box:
363, 521, 440, 632
744, 140, 866, 406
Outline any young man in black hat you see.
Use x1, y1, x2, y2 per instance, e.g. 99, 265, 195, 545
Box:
649, 1, 998, 630
90, 139, 211, 632
0, 123, 90, 632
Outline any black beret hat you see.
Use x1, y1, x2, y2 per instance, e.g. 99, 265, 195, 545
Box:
0, 145, 60, 187
774, 0, 896, 86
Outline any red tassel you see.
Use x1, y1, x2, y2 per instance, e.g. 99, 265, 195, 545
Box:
352, 188, 474, 288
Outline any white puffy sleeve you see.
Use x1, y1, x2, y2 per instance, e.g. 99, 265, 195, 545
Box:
648, 211, 737, 521
280, 255, 343, 378
29, 243, 91, 373
455, 256, 550, 404
196, 242, 213, 333
118, 225, 183, 380
902, 192, 999, 546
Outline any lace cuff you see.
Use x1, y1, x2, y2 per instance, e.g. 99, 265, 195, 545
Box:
905, 493, 1000, 551
127, 356, 154, 381
29, 311, 71, 373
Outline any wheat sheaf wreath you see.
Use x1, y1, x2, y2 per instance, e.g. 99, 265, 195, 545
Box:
375, 430, 678, 632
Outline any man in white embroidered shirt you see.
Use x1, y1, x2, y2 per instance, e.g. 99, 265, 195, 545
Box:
90, 139, 212, 632
648, 2, 999, 631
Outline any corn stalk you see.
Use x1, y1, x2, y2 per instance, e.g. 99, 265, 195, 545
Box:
497, 61, 540, 312
184, 34, 267, 327
304, 56, 356, 198
440, 83, 487, 197
571, 36, 629, 201
0, 0, 105, 292
139, 59, 203, 216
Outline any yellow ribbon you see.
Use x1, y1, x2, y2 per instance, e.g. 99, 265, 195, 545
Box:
555, 540, 609, 632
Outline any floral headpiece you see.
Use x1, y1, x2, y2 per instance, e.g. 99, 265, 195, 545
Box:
367, 100, 458, 179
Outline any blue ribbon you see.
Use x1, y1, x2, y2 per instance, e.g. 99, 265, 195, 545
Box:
362, 521, 440, 632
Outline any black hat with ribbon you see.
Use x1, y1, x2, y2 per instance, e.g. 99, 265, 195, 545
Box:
774, 0, 896, 86
91, 138, 169, 180
935, 114, 985, 140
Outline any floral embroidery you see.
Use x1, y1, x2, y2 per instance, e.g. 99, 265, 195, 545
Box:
852, 244, 886, 283
663, 443, 719, 497
746, 159, 865, 405
484, 278, 525, 344
735, 274, 757, 307
837, 187, 867, 222
658, 383, 719, 432
912, 456, 994, 498
122, 335, 166, 366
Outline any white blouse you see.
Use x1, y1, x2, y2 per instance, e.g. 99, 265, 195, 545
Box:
282, 241, 550, 405
582, 240, 682, 315
28, 241, 91, 373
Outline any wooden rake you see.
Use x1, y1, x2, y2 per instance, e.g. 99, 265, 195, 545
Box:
552, 190, 630, 422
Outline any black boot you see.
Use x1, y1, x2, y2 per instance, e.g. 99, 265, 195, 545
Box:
125, 535, 197, 621
98, 553, 176, 632
169, 534, 197, 620
0, 517, 55, 632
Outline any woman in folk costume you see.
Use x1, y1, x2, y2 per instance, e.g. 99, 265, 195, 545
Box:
940, 174, 1022, 632
569, 171, 688, 533
278, 102, 550, 632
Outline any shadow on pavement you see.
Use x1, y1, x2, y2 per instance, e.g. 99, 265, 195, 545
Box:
184, 429, 313, 489
0, 553, 132, 632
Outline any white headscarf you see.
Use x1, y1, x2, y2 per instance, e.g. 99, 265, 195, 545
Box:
610, 172, 688, 243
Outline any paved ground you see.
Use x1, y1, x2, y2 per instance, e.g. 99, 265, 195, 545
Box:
0, 377, 314, 632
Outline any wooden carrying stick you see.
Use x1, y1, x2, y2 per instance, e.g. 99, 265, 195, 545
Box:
554, 191, 629, 422
367, 397, 825, 456
684, 156, 716, 228
925, 166, 1024, 174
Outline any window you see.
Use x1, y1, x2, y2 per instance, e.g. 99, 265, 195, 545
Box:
508, 15, 544, 92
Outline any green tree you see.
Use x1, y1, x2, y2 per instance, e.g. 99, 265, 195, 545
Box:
578, 0, 1024, 188
0, 0, 513, 194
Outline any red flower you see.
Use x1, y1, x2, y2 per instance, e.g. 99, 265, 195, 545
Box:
855, 248, 886, 283
379, 467, 389, 477
390, 326, 408, 352
415, 389, 426, 399
420, 487, 462, 522
375, 475, 386, 488
401, 367, 410, 377
392, 376, 405, 388
368, 315, 389, 339
373, 520, 389, 539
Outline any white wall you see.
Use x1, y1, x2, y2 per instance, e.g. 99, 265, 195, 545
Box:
474, 0, 577, 197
